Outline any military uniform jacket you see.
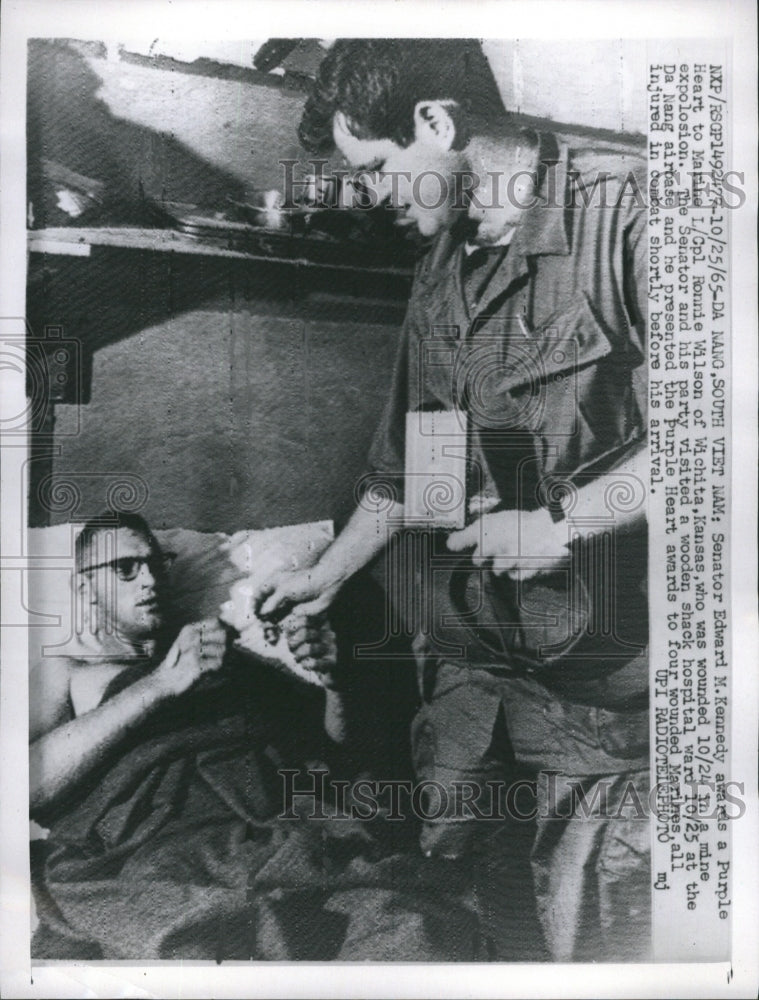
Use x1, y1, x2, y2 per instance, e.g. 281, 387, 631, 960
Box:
367, 137, 649, 706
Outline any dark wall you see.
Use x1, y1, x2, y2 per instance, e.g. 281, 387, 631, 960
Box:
30, 251, 403, 533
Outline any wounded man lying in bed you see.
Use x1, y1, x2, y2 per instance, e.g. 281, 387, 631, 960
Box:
29, 512, 477, 961
30, 512, 342, 814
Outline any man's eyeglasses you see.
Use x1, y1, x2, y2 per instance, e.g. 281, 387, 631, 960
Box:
79, 553, 176, 582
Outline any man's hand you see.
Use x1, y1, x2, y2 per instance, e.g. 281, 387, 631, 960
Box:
256, 567, 341, 622
154, 619, 228, 697
283, 614, 343, 688
446, 508, 569, 580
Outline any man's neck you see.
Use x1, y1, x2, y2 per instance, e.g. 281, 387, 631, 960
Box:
466, 131, 541, 177
463, 133, 542, 246
95, 617, 160, 659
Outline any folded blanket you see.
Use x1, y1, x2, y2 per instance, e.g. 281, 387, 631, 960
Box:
32, 661, 477, 961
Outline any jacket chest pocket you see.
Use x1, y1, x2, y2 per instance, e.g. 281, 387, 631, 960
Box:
454, 292, 616, 437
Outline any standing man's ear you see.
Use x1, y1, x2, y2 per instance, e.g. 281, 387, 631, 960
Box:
333, 110, 355, 144
413, 100, 458, 150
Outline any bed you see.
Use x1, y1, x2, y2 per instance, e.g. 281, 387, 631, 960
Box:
27, 521, 477, 961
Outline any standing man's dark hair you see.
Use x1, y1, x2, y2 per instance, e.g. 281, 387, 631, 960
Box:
299, 39, 507, 155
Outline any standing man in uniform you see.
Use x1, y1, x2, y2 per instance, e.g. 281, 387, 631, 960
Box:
259, 40, 650, 961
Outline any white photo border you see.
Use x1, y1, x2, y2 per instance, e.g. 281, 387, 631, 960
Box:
1, 1, 756, 996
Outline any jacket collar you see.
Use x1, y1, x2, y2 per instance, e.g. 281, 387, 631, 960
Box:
509, 132, 571, 258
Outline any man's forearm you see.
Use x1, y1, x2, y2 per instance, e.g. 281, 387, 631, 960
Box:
29, 671, 167, 815
312, 499, 405, 591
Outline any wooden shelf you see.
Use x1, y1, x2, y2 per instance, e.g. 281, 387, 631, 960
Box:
27, 226, 415, 277
28, 226, 250, 259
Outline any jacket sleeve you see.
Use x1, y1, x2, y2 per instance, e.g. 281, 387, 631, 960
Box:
621, 177, 648, 424
622, 195, 648, 357
363, 295, 414, 504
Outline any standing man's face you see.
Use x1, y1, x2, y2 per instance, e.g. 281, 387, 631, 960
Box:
79, 528, 168, 643
332, 102, 467, 238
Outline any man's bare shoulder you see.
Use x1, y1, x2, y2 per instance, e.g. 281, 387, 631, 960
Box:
29, 653, 77, 685
31, 652, 145, 728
